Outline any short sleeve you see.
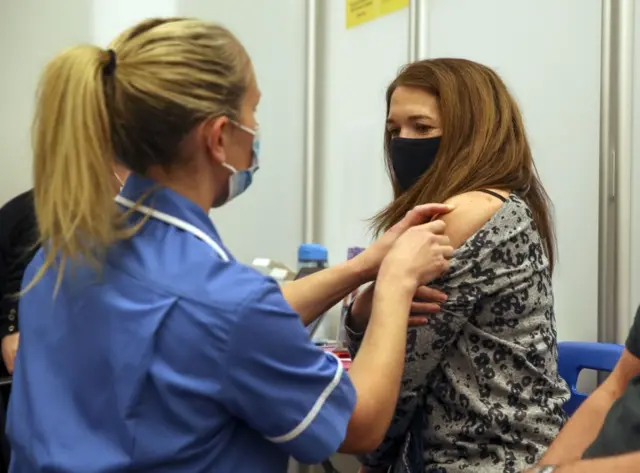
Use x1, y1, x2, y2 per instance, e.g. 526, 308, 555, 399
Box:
220, 278, 357, 464
626, 306, 640, 357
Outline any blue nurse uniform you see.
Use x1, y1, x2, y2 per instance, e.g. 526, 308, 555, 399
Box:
6, 174, 356, 473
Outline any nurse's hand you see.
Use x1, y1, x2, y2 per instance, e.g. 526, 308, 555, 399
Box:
1, 332, 19, 374
358, 203, 454, 281
380, 218, 453, 286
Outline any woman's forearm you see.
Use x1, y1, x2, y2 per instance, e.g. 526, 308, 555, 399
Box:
281, 256, 369, 326
347, 284, 375, 333
537, 452, 640, 473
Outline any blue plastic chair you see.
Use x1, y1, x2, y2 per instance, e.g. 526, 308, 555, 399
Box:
557, 341, 624, 416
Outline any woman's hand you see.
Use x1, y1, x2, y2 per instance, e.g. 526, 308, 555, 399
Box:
355, 203, 454, 281
409, 285, 449, 324
1, 332, 19, 374
349, 282, 447, 332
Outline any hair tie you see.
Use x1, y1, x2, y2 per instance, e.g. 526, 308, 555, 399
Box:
103, 49, 117, 76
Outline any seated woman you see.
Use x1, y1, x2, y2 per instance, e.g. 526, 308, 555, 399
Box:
345, 58, 570, 473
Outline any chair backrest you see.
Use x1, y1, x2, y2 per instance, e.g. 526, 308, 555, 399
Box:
557, 341, 624, 416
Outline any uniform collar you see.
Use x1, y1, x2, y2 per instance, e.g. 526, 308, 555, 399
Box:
120, 174, 224, 244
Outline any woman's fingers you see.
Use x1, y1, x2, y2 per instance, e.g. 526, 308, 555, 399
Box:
409, 285, 447, 325
411, 301, 442, 314
408, 315, 429, 327
415, 285, 448, 303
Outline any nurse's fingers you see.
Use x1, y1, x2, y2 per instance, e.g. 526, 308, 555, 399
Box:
390, 203, 455, 234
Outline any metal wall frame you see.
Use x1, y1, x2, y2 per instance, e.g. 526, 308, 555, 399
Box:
303, 0, 319, 244
599, 0, 635, 345
408, 0, 428, 62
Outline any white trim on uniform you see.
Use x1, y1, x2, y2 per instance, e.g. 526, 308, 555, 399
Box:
115, 195, 229, 262
266, 352, 345, 444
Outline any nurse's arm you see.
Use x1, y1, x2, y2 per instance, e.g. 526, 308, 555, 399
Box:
338, 272, 418, 454
282, 203, 452, 326
281, 257, 368, 326
220, 274, 418, 463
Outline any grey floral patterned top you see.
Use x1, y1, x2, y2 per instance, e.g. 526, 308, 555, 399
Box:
346, 193, 570, 473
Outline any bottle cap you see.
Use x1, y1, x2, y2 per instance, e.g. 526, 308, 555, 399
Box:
298, 243, 328, 262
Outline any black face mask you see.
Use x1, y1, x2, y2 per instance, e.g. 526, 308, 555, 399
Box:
390, 136, 441, 193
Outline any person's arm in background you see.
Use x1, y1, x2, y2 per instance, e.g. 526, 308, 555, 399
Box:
0, 190, 38, 374
0, 217, 8, 366
1, 241, 39, 374
526, 452, 640, 473
347, 191, 506, 470
538, 308, 640, 465
281, 203, 453, 326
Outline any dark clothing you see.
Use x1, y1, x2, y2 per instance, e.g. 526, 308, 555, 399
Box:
0, 190, 38, 473
583, 306, 640, 459
0, 190, 39, 342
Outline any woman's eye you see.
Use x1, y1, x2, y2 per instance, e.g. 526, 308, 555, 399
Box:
388, 128, 400, 137
415, 124, 432, 134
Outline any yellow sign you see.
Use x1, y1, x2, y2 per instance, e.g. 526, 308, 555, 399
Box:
346, 0, 409, 29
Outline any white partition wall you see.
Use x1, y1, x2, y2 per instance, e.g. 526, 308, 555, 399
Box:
631, 3, 640, 329
316, 0, 603, 344
0, 0, 94, 204
419, 0, 603, 342
92, 0, 178, 45
0, 0, 308, 269
181, 0, 307, 267
317, 2, 408, 263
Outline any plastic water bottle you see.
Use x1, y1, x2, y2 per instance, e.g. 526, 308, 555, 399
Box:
297, 243, 328, 271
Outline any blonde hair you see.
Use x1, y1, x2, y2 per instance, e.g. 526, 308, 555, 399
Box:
29, 18, 251, 291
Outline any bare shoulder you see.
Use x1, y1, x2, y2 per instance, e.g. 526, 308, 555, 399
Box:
437, 190, 509, 249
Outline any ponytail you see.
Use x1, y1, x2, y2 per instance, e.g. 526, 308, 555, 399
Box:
27, 46, 120, 292
24, 18, 252, 292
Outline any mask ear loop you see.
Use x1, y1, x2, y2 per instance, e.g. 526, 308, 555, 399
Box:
206, 118, 239, 174
114, 172, 125, 187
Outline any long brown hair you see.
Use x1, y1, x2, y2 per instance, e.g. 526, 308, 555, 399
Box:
372, 58, 556, 271
28, 18, 251, 292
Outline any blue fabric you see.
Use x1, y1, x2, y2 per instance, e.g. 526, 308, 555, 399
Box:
7, 174, 356, 473
557, 341, 623, 416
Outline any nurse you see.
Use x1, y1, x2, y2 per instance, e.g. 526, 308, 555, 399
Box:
7, 18, 453, 473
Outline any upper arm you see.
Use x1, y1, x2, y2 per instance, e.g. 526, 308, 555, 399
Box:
605, 306, 640, 394
437, 191, 507, 249
396, 191, 507, 378
220, 278, 357, 464
604, 349, 640, 397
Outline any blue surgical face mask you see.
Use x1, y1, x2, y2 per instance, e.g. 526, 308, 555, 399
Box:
221, 120, 260, 204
